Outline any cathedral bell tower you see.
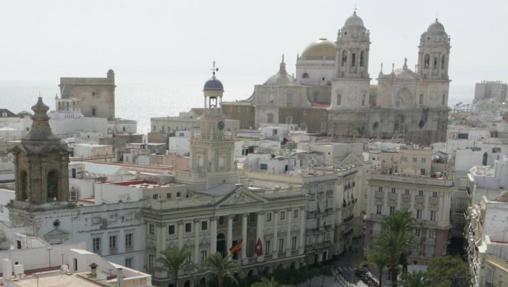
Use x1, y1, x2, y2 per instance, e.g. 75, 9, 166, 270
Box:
417, 19, 450, 81
188, 63, 238, 190
331, 11, 371, 109
11, 97, 69, 205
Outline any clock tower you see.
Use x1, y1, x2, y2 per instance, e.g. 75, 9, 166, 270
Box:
185, 63, 238, 190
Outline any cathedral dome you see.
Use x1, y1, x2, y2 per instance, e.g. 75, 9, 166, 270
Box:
426, 19, 447, 35
344, 11, 365, 28
300, 39, 336, 61
264, 57, 294, 86
203, 77, 224, 92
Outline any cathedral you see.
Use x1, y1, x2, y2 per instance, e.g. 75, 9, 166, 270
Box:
222, 12, 451, 145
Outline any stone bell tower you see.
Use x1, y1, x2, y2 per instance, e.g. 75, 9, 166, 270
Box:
186, 63, 238, 190
10, 97, 69, 205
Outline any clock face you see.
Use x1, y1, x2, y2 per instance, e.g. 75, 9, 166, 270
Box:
217, 121, 225, 130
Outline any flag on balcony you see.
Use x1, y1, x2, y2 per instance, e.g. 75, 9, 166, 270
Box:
255, 238, 263, 256
229, 240, 243, 255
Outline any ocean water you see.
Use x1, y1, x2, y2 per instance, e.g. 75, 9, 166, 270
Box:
0, 80, 474, 134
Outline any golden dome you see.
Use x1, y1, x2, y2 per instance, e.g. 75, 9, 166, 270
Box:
300, 38, 336, 61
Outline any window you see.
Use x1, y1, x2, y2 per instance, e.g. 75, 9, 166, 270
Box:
416, 209, 422, 219
418, 190, 424, 197
415, 228, 421, 237
390, 206, 395, 216
432, 192, 438, 198
420, 169, 426, 176
266, 212, 272, 222
413, 157, 417, 163
185, 223, 192, 233
376, 205, 382, 215
200, 250, 208, 263
280, 211, 286, 220
71, 168, 76, 178
201, 221, 208, 231
341, 50, 347, 66
125, 257, 133, 268
109, 235, 117, 251
265, 240, 271, 255
260, 163, 268, 170
457, 133, 468, 139
291, 236, 297, 250
267, 113, 274, 123
302, 72, 309, 79
430, 211, 437, 222
16, 240, 21, 249
360, 51, 364, 67
424, 54, 430, 68
433, 57, 438, 69
378, 186, 383, 192
166, 193, 172, 199
428, 230, 436, 239
168, 225, 175, 235
176, 192, 181, 197
405, 189, 410, 195
125, 233, 133, 249
351, 53, 356, 67
279, 238, 284, 251
148, 224, 155, 235
293, 209, 299, 218
336, 93, 341, 105
152, 194, 158, 199
93, 237, 101, 253
148, 254, 154, 269
391, 187, 396, 193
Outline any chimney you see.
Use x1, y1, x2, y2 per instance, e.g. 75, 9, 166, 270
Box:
89, 263, 98, 277
116, 268, 124, 287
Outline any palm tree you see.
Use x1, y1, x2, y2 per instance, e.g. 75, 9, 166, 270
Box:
400, 271, 429, 287
367, 244, 389, 287
251, 277, 286, 287
157, 247, 192, 287
205, 252, 241, 287
381, 210, 415, 287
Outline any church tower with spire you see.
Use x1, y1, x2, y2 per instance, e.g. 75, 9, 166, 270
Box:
11, 97, 69, 205
180, 63, 238, 191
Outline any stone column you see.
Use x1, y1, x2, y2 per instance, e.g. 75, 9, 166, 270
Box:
210, 217, 217, 254
299, 208, 306, 255
178, 221, 184, 249
256, 212, 265, 262
286, 208, 292, 256
194, 219, 200, 264
241, 214, 248, 263
273, 211, 279, 259
227, 216, 233, 254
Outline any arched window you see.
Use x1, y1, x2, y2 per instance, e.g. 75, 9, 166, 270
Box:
360, 51, 364, 67
91, 107, 97, 117
341, 50, 347, 66
47, 170, 59, 201
441, 55, 446, 70
424, 54, 430, 68
419, 94, 424, 105
433, 57, 438, 69
336, 94, 341, 106
20, 170, 28, 201
302, 72, 309, 79
351, 53, 356, 67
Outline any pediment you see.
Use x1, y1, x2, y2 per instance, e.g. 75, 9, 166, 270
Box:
216, 186, 267, 207
338, 153, 363, 168
43, 228, 70, 244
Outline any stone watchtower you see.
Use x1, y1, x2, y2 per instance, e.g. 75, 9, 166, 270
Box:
11, 97, 69, 204
331, 11, 371, 109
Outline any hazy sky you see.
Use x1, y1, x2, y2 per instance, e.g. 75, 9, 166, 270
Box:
1, 0, 507, 108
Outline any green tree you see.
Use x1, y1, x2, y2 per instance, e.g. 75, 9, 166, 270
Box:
377, 210, 415, 287
426, 256, 470, 287
251, 277, 286, 287
157, 247, 192, 287
399, 271, 429, 287
205, 252, 242, 287
367, 244, 389, 287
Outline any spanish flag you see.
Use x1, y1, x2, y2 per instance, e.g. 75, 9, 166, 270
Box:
229, 240, 243, 254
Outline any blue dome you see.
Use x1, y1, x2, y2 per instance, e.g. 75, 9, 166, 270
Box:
203, 77, 224, 92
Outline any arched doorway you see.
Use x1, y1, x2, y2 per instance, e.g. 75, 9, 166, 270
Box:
47, 170, 59, 200
20, 170, 28, 201
183, 280, 191, 287
217, 233, 226, 256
